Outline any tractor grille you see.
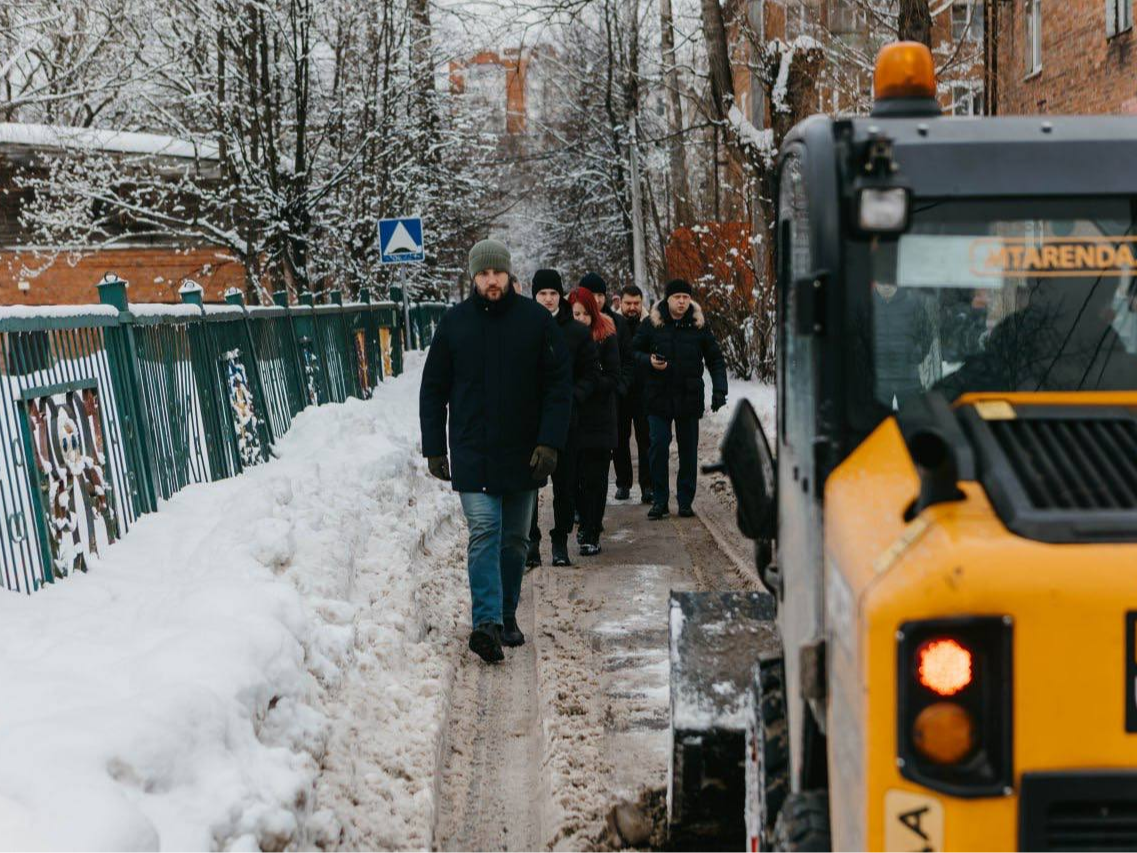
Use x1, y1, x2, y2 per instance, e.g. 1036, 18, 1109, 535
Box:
987, 417, 1137, 511
1043, 800, 1137, 851
1019, 774, 1137, 851
960, 406, 1137, 543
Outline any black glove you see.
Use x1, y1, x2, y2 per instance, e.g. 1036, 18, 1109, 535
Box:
529, 445, 558, 481
427, 455, 450, 481
711, 392, 727, 413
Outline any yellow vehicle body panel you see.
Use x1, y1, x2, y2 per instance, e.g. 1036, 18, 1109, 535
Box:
825, 394, 1137, 851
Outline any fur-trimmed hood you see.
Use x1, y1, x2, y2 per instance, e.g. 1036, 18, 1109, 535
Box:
649, 299, 705, 329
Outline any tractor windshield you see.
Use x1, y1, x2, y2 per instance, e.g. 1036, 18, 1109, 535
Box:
862, 198, 1137, 410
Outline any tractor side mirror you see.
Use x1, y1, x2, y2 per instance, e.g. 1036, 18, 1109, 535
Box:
704, 400, 776, 542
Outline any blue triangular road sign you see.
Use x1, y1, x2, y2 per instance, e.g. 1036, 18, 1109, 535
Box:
379, 217, 425, 264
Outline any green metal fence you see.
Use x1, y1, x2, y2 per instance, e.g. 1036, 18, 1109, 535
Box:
0, 275, 434, 595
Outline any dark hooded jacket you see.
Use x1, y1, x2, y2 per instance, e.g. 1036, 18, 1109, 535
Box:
632, 300, 727, 419
419, 284, 572, 493
575, 316, 621, 449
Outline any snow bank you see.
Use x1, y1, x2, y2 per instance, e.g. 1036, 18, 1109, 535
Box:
708, 375, 777, 448
0, 353, 465, 851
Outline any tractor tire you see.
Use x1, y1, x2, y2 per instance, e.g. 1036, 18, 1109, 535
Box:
772, 790, 830, 852
746, 654, 788, 849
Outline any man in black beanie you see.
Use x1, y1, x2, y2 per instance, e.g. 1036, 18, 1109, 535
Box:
632, 278, 728, 519
528, 269, 600, 567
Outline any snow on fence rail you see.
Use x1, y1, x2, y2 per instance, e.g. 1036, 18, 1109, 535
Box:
0, 277, 449, 594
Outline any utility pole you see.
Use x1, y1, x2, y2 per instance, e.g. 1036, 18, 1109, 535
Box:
629, 115, 648, 291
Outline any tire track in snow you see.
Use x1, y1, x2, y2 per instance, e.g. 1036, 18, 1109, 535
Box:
433, 585, 544, 851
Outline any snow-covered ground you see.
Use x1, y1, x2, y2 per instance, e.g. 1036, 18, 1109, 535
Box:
0, 353, 467, 851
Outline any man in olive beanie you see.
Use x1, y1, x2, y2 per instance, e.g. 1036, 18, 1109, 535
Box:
420, 239, 572, 663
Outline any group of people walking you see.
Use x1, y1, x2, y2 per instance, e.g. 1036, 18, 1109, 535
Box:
419, 238, 728, 663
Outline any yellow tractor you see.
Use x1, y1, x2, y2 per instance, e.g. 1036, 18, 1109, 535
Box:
669, 42, 1137, 851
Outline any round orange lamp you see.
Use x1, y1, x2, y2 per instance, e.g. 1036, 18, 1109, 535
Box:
913, 702, 976, 765
874, 42, 937, 101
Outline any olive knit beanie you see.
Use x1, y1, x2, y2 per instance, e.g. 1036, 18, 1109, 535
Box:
468, 239, 512, 278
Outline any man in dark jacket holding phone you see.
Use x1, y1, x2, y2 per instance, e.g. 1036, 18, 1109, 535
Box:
420, 240, 572, 664
632, 278, 728, 520
528, 269, 601, 567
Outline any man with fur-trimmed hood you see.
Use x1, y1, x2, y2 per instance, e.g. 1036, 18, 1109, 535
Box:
632, 278, 728, 519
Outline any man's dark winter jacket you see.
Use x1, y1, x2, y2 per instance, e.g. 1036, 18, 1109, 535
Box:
419, 286, 572, 493
620, 311, 648, 409
554, 306, 601, 429
632, 300, 728, 420
576, 325, 621, 449
605, 306, 634, 398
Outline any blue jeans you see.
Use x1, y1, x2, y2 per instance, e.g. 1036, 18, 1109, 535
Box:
648, 415, 700, 509
459, 490, 537, 627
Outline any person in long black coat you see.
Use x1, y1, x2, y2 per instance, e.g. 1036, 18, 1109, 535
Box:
527, 269, 601, 568
579, 271, 633, 396
567, 287, 620, 555
419, 239, 572, 663
632, 278, 728, 519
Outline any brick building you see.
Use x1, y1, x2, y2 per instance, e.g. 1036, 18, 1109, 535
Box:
992, 0, 1137, 115
0, 124, 247, 306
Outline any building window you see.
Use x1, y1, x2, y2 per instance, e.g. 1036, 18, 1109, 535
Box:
952, 0, 984, 42
951, 82, 985, 115
1024, 0, 1042, 75
785, 0, 813, 39
827, 0, 864, 34
1107, 0, 1133, 37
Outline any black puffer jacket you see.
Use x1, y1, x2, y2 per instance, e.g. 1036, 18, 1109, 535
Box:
419, 285, 572, 493
554, 306, 601, 429
632, 300, 728, 419
575, 322, 621, 449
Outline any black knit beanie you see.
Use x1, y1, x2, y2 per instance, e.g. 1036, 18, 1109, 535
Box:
579, 272, 607, 296
665, 278, 693, 298
532, 268, 564, 297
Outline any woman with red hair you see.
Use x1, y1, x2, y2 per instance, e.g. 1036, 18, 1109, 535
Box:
567, 287, 621, 556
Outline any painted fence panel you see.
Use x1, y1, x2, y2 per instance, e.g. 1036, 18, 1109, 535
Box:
0, 287, 436, 595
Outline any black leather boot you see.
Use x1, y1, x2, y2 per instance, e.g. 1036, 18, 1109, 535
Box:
502, 616, 525, 647
468, 623, 504, 663
551, 536, 572, 567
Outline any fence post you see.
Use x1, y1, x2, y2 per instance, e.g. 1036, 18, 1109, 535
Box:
97, 273, 159, 516
180, 281, 239, 480
274, 289, 310, 410
328, 289, 360, 399
391, 284, 408, 351
359, 287, 384, 384
225, 288, 274, 455
298, 290, 332, 404
388, 300, 404, 377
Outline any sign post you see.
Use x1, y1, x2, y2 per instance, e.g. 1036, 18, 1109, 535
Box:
378, 216, 425, 349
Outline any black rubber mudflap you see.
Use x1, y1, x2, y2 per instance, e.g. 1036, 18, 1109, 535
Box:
668, 590, 779, 850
